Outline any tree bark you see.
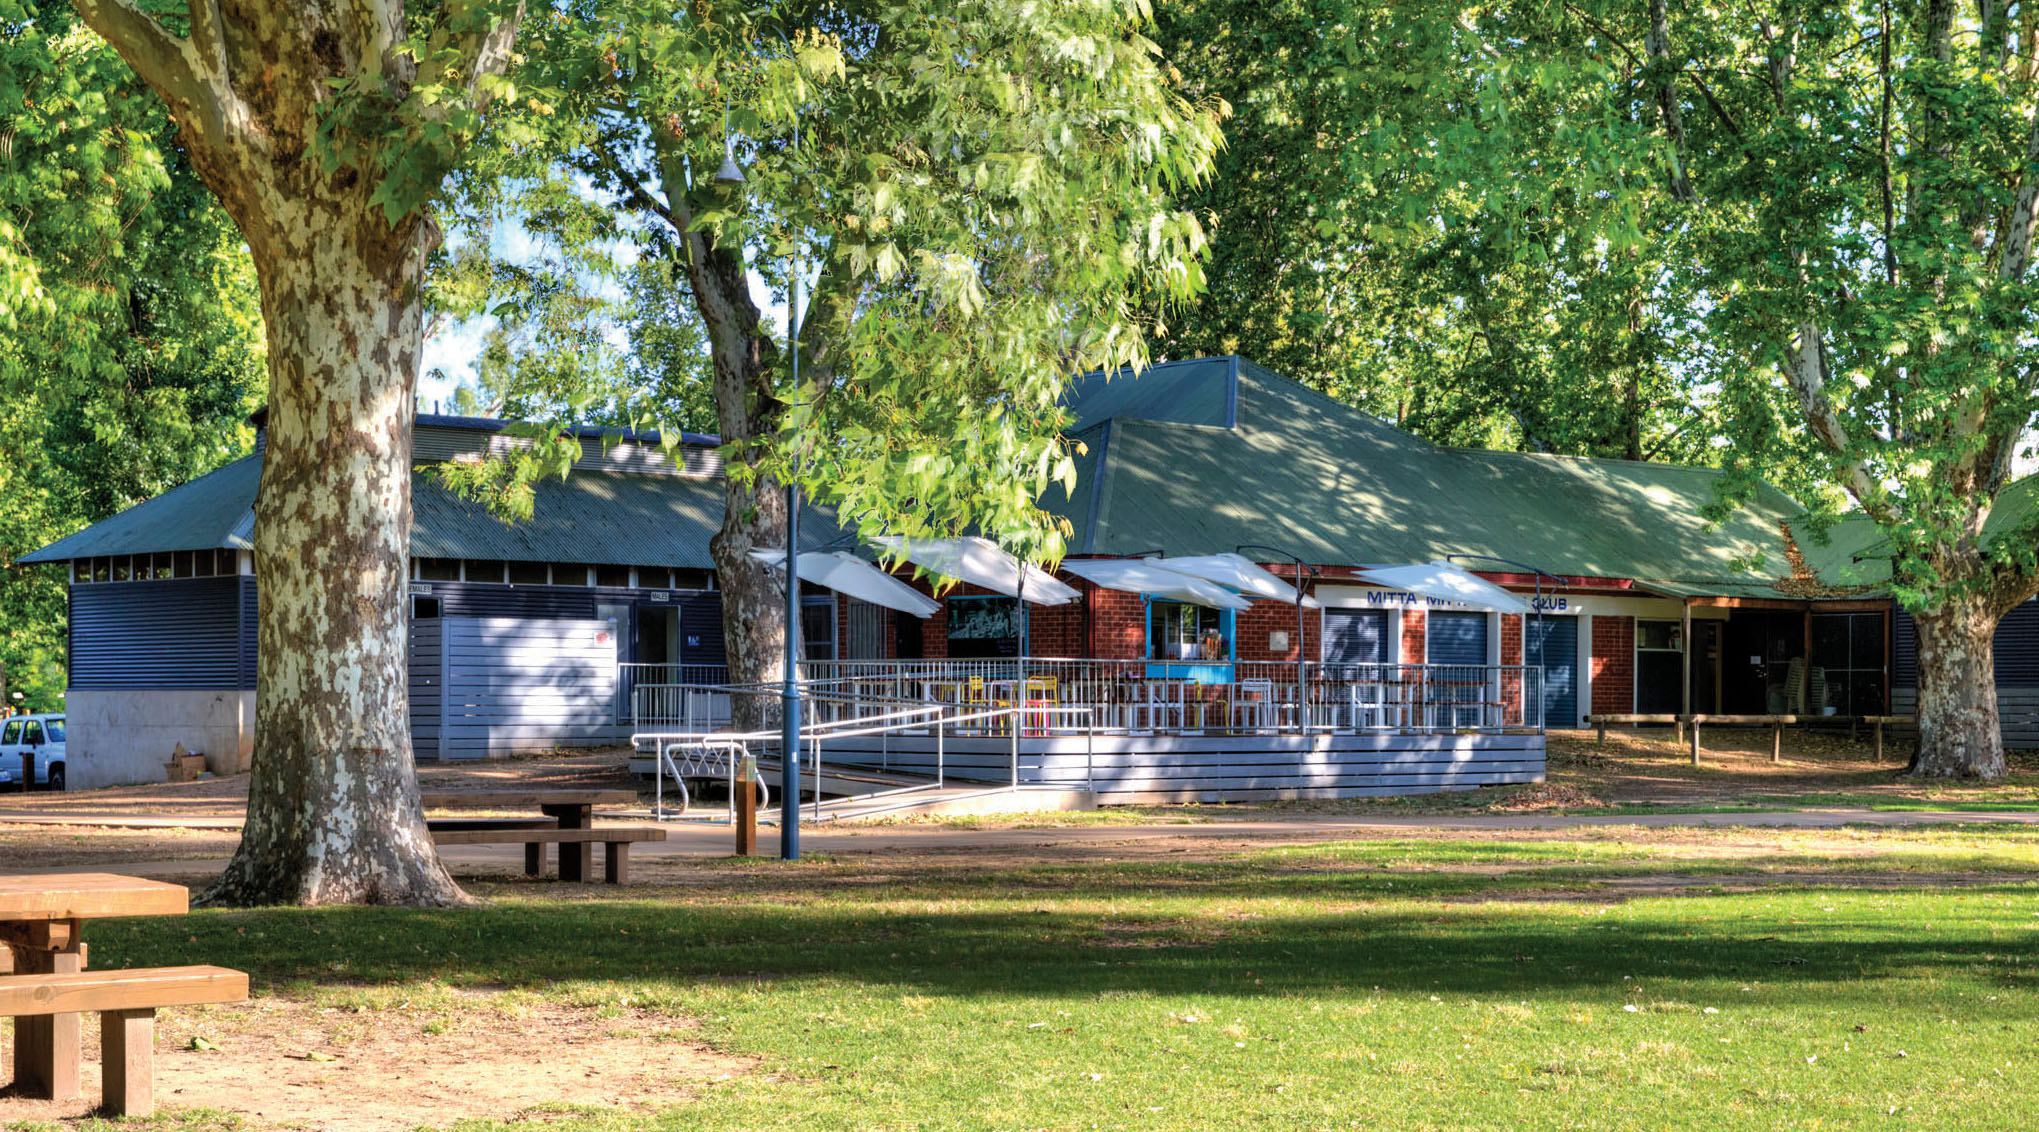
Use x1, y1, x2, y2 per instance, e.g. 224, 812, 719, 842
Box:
69, 0, 514, 905
1908, 592, 2010, 780
202, 201, 466, 905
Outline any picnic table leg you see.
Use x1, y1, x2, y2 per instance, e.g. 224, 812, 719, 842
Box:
12, 928, 83, 1100
100, 1008, 154, 1116
1772, 722, 1783, 764
605, 841, 629, 884
524, 843, 544, 877
1688, 720, 1701, 767
543, 803, 593, 882
1875, 719, 1886, 761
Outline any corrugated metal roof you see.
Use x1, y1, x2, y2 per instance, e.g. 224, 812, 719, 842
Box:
1062, 356, 1240, 432
22, 455, 830, 570
1052, 359, 1872, 599
19, 456, 262, 563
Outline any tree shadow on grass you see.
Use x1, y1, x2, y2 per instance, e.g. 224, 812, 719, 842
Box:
79, 859, 2039, 1010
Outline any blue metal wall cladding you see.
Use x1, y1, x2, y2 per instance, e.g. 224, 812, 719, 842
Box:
429, 581, 601, 620
1426, 612, 1489, 667
70, 577, 249, 689
1892, 597, 2039, 687
680, 593, 727, 666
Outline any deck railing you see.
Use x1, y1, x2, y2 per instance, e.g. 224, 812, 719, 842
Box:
629, 658, 1543, 737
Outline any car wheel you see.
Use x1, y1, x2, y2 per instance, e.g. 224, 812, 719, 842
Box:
46, 764, 64, 792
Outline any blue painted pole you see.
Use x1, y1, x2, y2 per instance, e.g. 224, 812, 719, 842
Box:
780, 109, 804, 862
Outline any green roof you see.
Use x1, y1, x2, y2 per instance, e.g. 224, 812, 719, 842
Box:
20, 456, 262, 563
20, 455, 835, 570
1055, 358, 1871, 600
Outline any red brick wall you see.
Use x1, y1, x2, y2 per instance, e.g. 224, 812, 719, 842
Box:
1236, 601, 1321, 661
1401, 610, 1426, 664
1500, 614, 1522, 666
1591, 615, 1635, 714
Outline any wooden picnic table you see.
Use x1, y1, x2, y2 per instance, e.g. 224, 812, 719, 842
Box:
419, 789, 637, 882
0, 873, 191, 1099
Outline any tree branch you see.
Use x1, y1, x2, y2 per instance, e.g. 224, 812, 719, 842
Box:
69, 0, 230, 154
1646, 0, 1694, 200
1783, 321, 1893, 522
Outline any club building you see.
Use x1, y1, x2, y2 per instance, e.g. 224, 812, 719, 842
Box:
25, 356, 2038, 793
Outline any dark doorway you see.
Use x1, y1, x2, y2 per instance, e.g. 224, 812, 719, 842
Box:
1723, 610, 1805, 714
1689, 619, 1721, 714
894, 610, 925, 659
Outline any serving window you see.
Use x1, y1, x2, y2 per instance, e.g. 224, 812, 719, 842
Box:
1148, 600, 1232, 661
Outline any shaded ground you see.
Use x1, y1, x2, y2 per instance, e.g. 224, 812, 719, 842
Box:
0, 750, 648, 824
0, 995, 749, 1131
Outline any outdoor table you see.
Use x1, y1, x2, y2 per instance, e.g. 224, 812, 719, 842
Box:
0, 873, 190, 1099
419, 789, 636, 882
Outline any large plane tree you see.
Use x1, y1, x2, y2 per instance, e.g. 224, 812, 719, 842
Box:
69, 0, 522, 904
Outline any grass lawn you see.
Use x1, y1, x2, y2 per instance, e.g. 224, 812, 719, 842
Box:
48, 824, 2039, 1131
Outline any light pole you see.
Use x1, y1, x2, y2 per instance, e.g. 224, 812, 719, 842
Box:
714, 82, 804, 860
1236, 545, 1320, 723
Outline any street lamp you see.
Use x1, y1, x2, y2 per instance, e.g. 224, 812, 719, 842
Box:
714, 81, 804, 860
1236, 545, 1321, 724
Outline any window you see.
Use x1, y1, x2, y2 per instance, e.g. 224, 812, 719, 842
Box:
551, 564, 591, 587
416, 558, 459, 581
91, 557, 110, 583
464, 560, 507, 583
71, 560, 86, 584
594, 565, 631, 588
802, 597, 837, 661
191, 549, 215, 577
1149, 600, 1230, 661
218, 548, 241, 575
152, 553, 173, 579
1811, 612, 1885, 715
1637, 620, 1683, 652
46, 719, 63, 742
22, 721, 42, 745
2, 720, 19, 744
946, 596, 1021, 658
173, 550, 195, 578
111, 556, 131, 582
411, 596, 441, 619
634, 567, 671, 590
506, 561, 551, 586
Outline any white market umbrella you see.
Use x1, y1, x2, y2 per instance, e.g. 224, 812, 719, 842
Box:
1059, 558, 1256, 611
870, 536, 1079, 605
750, 550, 942, 617
1146, 553, 1322, 608
1356, 561, 1531, 615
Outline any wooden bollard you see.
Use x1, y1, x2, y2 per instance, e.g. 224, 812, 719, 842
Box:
1874, 719, 1885, 761
1771, 722, 1782, 764
1597, 721, 1606, 746
735, 754, 758, 857
1688, 719, 1701, 767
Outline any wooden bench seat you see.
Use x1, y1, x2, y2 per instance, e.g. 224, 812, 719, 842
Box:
0, 965, 247, 1116
429, 826, 666, 883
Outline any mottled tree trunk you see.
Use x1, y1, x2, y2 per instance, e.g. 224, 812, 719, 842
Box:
1908, 594, 2009, 780
70, 0, 515, 906
644, 141, 796, 730
205, 205, 466, 906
